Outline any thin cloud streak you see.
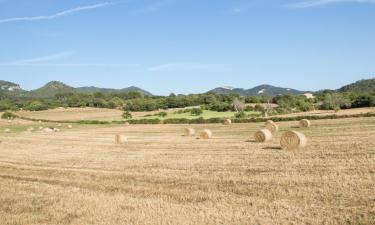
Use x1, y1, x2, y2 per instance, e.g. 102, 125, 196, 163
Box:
287, 0, 375, 8
0, 2, 117, 24
0, 52, 139, 67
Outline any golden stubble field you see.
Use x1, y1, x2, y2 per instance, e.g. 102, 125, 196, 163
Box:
0, 116, 374, 225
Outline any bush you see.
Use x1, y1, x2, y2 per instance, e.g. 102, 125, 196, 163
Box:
155, 112, 167, 117
25, 101, 49, 111
122, 111, 132, 119
191, 108, 203, 116
1, 111, 15, 119
235, 111, 247, 119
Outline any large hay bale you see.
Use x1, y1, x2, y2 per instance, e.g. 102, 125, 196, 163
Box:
223, 119, 232, 125
184, 128, 195, 136
265, 122, 279, 133
254, 129, 273, 142
200, 129, 212, 139
299, 119, 311, 128
280, 131, 307, 150
115, 134, 127, 144
4, 128, 11, 133
67, 125, 73, 129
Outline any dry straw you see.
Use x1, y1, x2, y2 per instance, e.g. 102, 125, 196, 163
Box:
200, 129, 213, 139
265, 122, 279, 134
115, 134, 128, 144
223, 119, 232, 125
27, 127, 35, 132
254, 129, 273, 142
299, 119, 311, 128
184, 128, 195, 136
280, 131, 307, 150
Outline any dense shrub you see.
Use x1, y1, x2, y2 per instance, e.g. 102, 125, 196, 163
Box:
1, 111, 15, 119
191, 108, 203, 116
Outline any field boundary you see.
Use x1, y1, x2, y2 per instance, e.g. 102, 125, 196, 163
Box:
11, 112, 375, 125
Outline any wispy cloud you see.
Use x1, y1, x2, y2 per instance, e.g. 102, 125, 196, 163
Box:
287, 0, 375, 8
0, 2, 118, 24
0, 52, 139, 67
149, 63, 226, 72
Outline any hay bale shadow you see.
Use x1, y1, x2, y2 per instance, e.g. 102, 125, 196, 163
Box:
291, 126, 301, 129
245, 140, 257, 143
262, 146, 282, 150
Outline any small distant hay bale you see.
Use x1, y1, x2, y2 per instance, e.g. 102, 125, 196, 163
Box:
184, 128, 195, 136
67, 125, 73, 129
265, 122, 279, 134
280, 131, 307, 150
223, 119, 232, 125
43, 128, 54, 133
115, 134, 127, 144
4, 128, 11, 133
7, 120, 12, 123
265, 120, 274, 125
299, 119, 311, 128
200, 129, 212, 139
254, 129, 273, 143
27, 127, 35, 132
124, 122, 130, 126
39, 127, 44, 130
38, 120, 42, 124
53, 128, 60, 132
57, 124, 62, 127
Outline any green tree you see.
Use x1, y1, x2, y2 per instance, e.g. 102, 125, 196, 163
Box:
191, 108, 203, 116
122, 111, 133, 119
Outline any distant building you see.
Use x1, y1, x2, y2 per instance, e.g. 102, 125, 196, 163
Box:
302, 93, 315, 99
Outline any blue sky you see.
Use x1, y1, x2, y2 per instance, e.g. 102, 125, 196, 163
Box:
0, 0, 374, 95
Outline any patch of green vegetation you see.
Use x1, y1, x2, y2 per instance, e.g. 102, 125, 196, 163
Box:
137, 110, 260, 120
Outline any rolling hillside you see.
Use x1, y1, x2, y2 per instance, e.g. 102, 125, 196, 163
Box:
209, 84, 307, 96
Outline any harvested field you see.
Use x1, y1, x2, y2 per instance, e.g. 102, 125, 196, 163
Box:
0, 117, 374, 224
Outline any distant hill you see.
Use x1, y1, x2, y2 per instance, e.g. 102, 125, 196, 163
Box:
28, 81, 76, 98
338, 78, 375, 93
0, 80, 152, 98
77, 86, 152, 96
0, 80, 26, 96
209, 84, 307, 96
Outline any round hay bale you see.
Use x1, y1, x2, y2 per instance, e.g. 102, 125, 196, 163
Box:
67, 125, 73, 129
200, 129, 212, 139
184, 128, 195, 136
53, 128, 60, 132
124, 122, 130, 126
265, 122, 279, 134
265, 120, 275, 125
223, 119, 232, 125
4, 128, 11, 133
280, 131, 307, 150
254, 129, 273, 143
57, 124, 62, 127
39, 127, 44, 130
43, 128, 54, 133
38, 120, 42, 124
299, 119, 311, 128
115, 134, 127, 144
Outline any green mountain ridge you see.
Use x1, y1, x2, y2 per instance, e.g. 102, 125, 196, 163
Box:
338, 78, 375, 93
